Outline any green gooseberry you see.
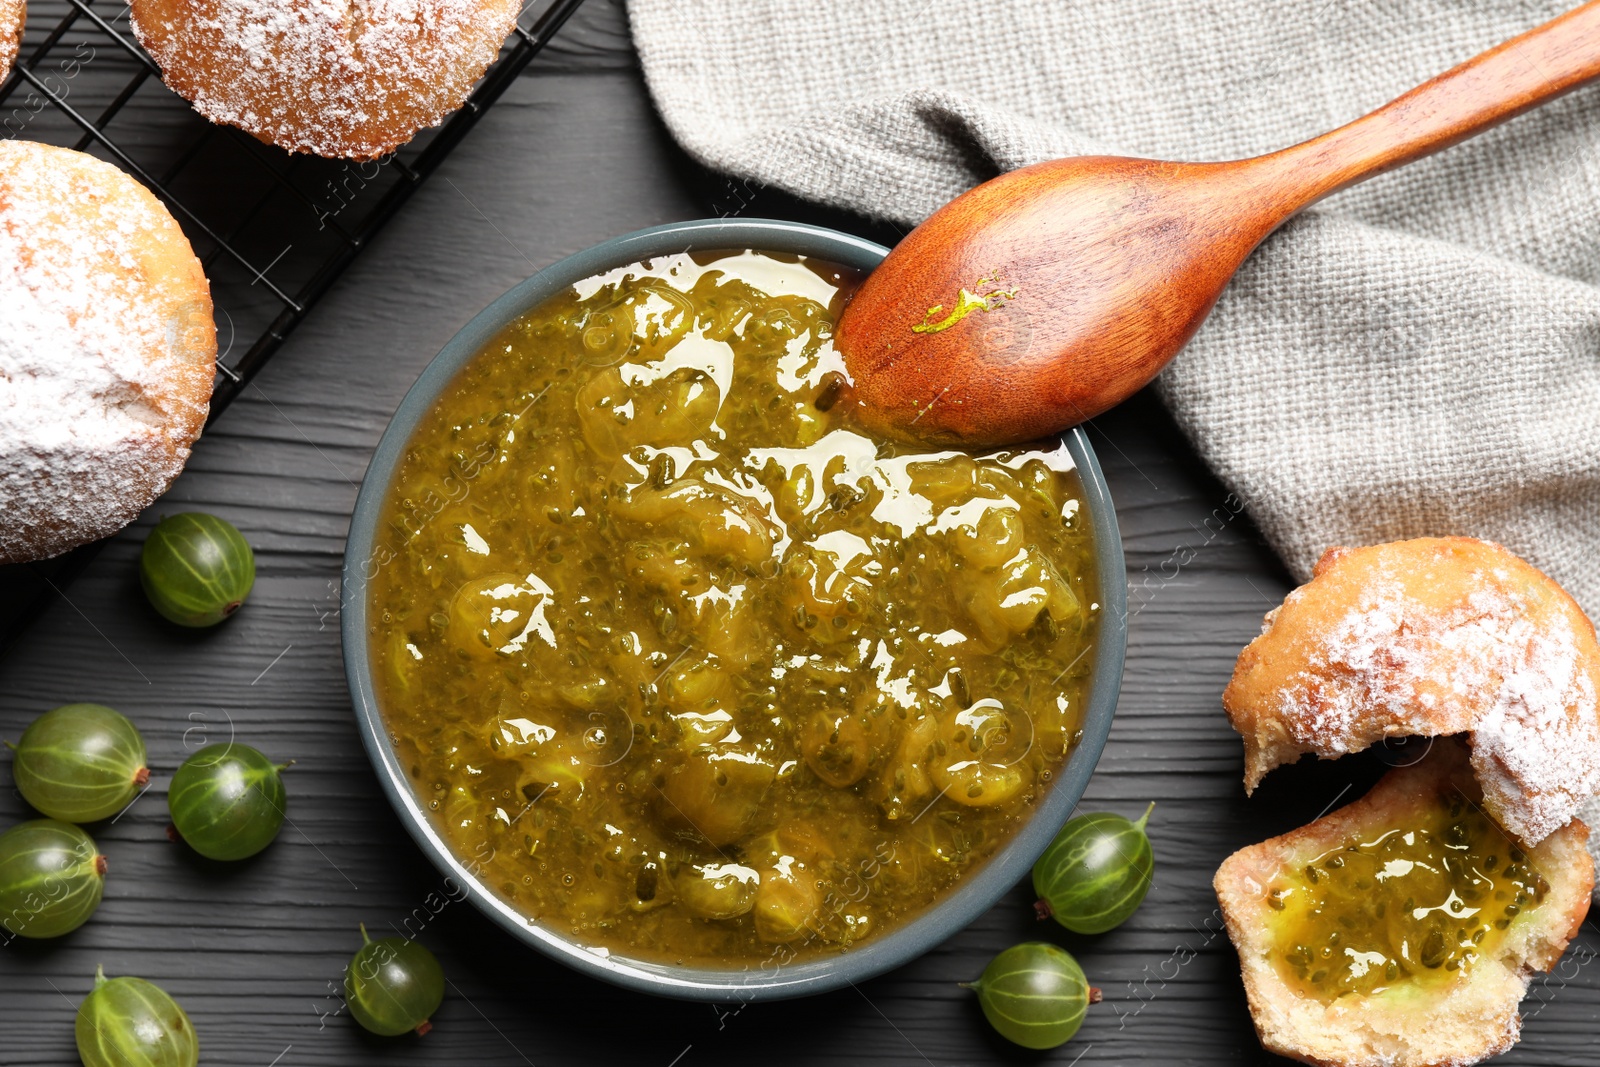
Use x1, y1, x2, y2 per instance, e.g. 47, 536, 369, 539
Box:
967, 942, 1097, 1050
10, 703, 149, 823
140, 513, 255, 627
167, 744, 288, 861
1033, 802, 1155, 934
0, 819, 106, 939
345, 924, 445, 1036
76, 966, 198, 1067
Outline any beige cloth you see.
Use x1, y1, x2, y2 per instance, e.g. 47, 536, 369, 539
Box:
628, 1, 1600, 862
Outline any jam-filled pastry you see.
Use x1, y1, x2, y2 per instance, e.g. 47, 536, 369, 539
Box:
1215, 739, 1592, 1067
1224, 537, 1600, 846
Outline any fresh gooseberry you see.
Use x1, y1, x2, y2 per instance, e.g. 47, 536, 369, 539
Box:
967, 942, 1097, 1049
139, 513, 255, 627
167, 744, 288, 861
10, 703, 148, 823
1033, 802, 1155, 934
76, 966, 198, 1067
344, 924, 445, 1036
0, 819, 106, 938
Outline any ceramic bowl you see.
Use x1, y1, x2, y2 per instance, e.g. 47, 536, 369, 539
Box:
341, 218, 1126, 1000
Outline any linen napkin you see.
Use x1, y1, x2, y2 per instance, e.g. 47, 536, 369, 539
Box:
627, 1, 1600, 861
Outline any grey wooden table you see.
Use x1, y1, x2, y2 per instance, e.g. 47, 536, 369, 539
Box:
3, 3, 1597, 1064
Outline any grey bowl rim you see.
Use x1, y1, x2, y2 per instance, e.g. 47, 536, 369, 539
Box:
340, 217, 1127, 1001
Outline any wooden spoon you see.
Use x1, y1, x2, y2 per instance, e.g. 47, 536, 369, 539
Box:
836, 2, 1600, 446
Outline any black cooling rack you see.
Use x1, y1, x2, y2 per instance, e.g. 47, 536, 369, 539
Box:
0, 0, 588, 654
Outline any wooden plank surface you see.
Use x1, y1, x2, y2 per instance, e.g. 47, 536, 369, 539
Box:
3, 3, 1597, 1064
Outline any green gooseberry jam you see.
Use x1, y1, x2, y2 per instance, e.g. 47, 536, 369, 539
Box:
0, 819, 106, 939
345, 925, 445, 1036
1267, 792, 1547, 1000
11, 703, 148, 823
140, 512, 255, 627
1033, 802, 1154, 934
366, 254, 1101, 965
76, 966, 198, 1067
167, 745, 288, 861
967, 941, 1096, 1050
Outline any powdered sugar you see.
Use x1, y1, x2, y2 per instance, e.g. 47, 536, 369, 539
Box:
0, 141, 212, 562
131, 0, 520, 160
1468, 594, 1600, 843
0, 0, 21, 84
1273, 549, 1600, 844
1277, 580, 1413, 743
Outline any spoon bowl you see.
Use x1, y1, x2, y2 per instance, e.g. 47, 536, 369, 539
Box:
838, 155, 1280, 444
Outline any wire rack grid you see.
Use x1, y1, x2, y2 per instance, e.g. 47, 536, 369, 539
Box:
0, 0, 589, 653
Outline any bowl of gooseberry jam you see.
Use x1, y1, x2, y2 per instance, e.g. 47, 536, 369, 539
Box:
341, 218, 1126, 1000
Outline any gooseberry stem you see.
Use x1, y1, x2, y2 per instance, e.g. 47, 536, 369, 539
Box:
359, 922, 371, 945
276, 760, 297, 773
94, 964, 106, 986
1134, 801, 1156, 831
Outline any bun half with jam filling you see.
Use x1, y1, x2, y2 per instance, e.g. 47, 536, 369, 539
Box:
1215, 739, 1591, 1067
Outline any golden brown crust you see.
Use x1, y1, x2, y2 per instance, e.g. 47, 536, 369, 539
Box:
1215, 740, 1594, 1067
128, 0, 521, 160
0, 0, 22, 84
1223, 537, 1600, 845
0, 140, 215, 564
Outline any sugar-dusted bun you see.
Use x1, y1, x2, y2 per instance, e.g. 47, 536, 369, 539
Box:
1224, 537, 1600, 846
0, 0, 23, 83
129, 0, 521, 161
0, 140, 216, 565
1216, 740, 1592, 1067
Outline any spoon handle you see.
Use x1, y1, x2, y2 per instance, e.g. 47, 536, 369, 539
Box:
1262, 0, 1600, 206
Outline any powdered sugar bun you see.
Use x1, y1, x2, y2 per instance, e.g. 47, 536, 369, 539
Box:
0, 0, 22, 84
0, 140, 216, 565
1224, 537, 1600, 845
129, 0, 522, 161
